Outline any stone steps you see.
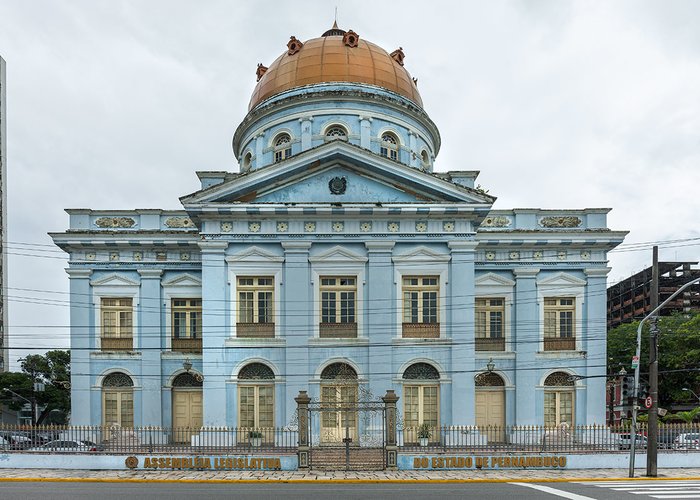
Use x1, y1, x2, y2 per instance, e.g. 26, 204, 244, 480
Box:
309, 447, 385, 471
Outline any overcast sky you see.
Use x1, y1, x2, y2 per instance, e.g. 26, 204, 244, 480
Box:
1, 1, 698, 369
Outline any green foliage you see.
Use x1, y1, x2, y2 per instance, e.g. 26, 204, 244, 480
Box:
0, 350, 70, 423
608, 313, 700, 407
663, 407, 700, 424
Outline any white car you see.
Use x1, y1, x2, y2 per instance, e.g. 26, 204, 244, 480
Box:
673, 433, 700, 450
617, 433, 648, 450
0, 436, 10, 451
27, 440, 102, 452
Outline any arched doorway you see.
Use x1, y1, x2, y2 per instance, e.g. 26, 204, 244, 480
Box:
475, 372, 506, 442
237, 362, 275, 443
171, 372, 203, 443
320, 362, 358, 444
544, 371, 575, 427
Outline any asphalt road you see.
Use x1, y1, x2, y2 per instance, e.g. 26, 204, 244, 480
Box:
1, 480, 700, 499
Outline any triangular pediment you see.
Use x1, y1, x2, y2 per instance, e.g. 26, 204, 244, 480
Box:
181, 141, 495, 206
90, 274, 140, 287
537, 272, 587, 287
475, 272, 516, 287
309, 245, 368, 263
225, 246, 285, 263
392, 246, 451, 263
162, 273, 202, 287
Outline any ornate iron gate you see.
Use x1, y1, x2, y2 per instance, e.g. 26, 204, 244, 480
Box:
307, 399, 386, 471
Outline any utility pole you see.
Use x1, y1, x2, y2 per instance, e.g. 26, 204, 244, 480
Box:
647, 246, 659, 477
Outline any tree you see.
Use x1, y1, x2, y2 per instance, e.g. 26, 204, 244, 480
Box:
0, 350, 70, 424
607, 313, 700, 408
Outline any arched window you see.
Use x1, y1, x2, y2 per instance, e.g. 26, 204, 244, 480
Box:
420, 150, 430, 169
242, 152, 252, 171
325, 126, 348, 140
402, 362, 440, 380
380, 133, 399, 161
544, 372, 575, 427
320, 363, 358, 444
172, 372, 203, 387
273, 133, 292, 162
238, 363, 275, 430
475, 372, 505, 387
402, 363, 439, 442
102, 372, 134, 428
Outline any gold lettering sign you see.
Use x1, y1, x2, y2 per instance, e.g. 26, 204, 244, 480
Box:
413, 455, 566, 470
139, 456, 282, 470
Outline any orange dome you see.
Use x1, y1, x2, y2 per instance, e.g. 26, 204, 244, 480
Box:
249, 30, 423, 111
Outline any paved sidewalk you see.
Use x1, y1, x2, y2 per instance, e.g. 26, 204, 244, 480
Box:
1, 468, 699, 482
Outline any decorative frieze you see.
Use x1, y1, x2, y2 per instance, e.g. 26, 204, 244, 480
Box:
220, 222, 233, 233
164, 217, 194, 228
443, 221, 455, 232
481, 216, 511, 228
539, 216, 582, 228
95, 217, 135, 228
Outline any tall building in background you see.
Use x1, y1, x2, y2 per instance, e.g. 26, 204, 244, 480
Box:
0, 56, 7, 372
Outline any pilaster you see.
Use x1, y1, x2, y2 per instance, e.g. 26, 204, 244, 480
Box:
513, 267, 540, 425
66, 268, 92, 425
282, 241, 312, 416
584, 267, 611, 424
359, 116, 372, 149
448, 241, 478, 425
366, 241, 395, 399
199, 241, 228, 426
254, 134, 264, 169
137, 269, 163, 426
300, 116, 313, 151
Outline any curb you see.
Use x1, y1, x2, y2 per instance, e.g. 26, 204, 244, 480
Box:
1, 476, 699, 484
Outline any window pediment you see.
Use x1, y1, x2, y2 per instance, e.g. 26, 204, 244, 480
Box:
309, 245, 367, 264
392, 246, 450, 264
537, 272, 586, 287
90, 274, 139, 287
162, 273, 202, 287
226, 246, 284, 263
475, 272, 515, 287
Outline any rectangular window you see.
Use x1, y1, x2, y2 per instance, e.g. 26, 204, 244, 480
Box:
101, 298, 133, 351
320, 277, 357, 338
544, 298, 576, 351
544, 391, 574, 427
171, 299, 202, 353
475, 298, 505, 351
237, 277, 274, 338
103, 391, 134, 427
402, 277, 439, 338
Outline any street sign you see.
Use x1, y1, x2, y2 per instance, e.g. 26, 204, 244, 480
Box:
644, 396, 653, 409
632, 356, 639, 368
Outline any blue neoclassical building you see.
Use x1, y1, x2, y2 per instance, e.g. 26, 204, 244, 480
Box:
51, 25, 627, 442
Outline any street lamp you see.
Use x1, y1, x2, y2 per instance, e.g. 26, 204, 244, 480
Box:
2, 388, 35, 425
681, 388, 700, 403
486, 358, 495, 373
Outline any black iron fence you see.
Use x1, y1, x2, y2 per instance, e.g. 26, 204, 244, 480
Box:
398, 423, 700, 453
0, 425, 297, 454
0, 422, 698, 455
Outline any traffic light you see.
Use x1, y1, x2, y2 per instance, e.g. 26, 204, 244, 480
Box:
622, 376, 634, 402
639, 382, 649, 401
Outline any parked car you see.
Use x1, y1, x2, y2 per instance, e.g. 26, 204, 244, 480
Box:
658, 428, 687, 450
0, 431, 33, 450
28, 440, 104, 452
0, 436, 10, 451
617, 433, 648, 450
673, 433, 700, 450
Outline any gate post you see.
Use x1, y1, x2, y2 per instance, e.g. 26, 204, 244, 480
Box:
295, 391, 311, 470
382, 390, 399, 470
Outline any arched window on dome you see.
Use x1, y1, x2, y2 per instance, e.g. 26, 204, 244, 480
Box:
420, 150, 430, 169
325, 125, 348, 141
273, 133, 292, 163
242, 152, 252, 172
380, 133, 399, 161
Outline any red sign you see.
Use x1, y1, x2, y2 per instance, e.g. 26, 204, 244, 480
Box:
645, 396, 653, 409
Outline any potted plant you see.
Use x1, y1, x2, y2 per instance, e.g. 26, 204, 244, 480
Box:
248, 430, 263, 447
417, 423, 431, 447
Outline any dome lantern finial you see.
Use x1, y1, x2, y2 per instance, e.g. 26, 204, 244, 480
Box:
322, 20, 346, 37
